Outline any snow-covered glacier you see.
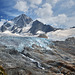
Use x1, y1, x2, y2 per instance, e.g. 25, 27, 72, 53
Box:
0, 36, 54, 52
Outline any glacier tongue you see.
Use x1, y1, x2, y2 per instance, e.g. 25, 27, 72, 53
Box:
0, 36, 54, 52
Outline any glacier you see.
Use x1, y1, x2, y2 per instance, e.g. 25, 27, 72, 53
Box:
0, 36, 54, 52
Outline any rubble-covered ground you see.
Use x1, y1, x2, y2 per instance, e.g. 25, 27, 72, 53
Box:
0, 36, 75, 75
54, 37, 75, 55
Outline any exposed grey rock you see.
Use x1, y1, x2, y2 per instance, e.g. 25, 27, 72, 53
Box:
0, 36, 75, 75
54, 37, 75, 55
0, 25, 7, 32
0, 14, 33, 33
29, 20, 55, 35
12, 14, 33, 28
0, 14, 57, 35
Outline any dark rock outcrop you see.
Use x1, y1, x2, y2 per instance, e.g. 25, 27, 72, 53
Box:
12, 14, 33, 28
38, 34, 48, 38
0, 14, 56, 35
29, 20, 55, 34
0, 14, 33, 33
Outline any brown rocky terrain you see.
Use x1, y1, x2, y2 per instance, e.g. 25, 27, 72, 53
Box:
38, 34, 48, 38
0, 36, 75, 75
54, 37, 75, 55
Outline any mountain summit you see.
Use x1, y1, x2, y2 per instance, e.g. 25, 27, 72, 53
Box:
0, 14, 55, 34
29, 20, 55, 35
12, 14, 33, 28
0, 14, 33, 33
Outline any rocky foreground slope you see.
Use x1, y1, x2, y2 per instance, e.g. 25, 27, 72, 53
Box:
0, 36, 75, 75
54, 37, 75, 55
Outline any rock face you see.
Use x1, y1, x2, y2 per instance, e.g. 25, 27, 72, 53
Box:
0, 14, 75, 75
38, 34, 48, 38
12, 14, 33, 28
0, 14, 33, 33
54, 37, 75, 55
29, 20, 55, 35
0, 36, 75, 75
0, 14, 55, 35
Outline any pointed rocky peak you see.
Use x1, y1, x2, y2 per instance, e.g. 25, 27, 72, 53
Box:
14, 14, 29, 20
0, 14, 33, 33
13, 14, 33, 24
29, 20, 55, 35
20, 14, 27, 17
12, 14, 33, 28
32, 20, 44, 25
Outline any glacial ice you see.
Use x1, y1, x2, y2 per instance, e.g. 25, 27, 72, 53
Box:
0, 36, 54, 52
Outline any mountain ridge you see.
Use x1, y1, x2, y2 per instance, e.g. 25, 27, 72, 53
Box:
29, 20, 55, 35
0, 14, 75, 75
0, 14, 55, 35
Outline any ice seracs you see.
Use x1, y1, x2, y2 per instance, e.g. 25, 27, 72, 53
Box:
0, 36, 53, 52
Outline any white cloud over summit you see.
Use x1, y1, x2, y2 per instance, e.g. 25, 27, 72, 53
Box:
29, 0, 42, 8
34, 2, 68, 28
14, 0, 29, 12
29, 0, 42, 5
46, 0, 59, 6
14, 0, 42, 12
35, 3, 53, 18
34, 0, 75, 28
37, 14, 68, 28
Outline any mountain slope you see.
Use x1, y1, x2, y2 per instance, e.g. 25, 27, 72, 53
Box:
12, 14, 33, 28
0, 14, 55, 35
29, 20, 55, 35
0, 14, 33, 33
0, 36, 75, 75
54, 37, 75, 55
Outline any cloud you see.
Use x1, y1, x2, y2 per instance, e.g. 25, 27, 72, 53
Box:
35, 3, 68, 28
29, 0, 42, 5
51, 15, 75, 28
37, 14, 68, 28
35, 3, 53, 18
14, 0, 29, 12
64, 17, 75, 28
47, 28, 75, 41
34, 1, 75, 28
37, 13, 75, 28
51, 14, 68, 28
30, 4, 38, 8
6, 0, 75, 28
0, 19, 7, 27
53, 14, 67, 23
61, 0, 75, 8
14, 0, 42, 12
46, 0, 59, 6
28, 0, 42, 8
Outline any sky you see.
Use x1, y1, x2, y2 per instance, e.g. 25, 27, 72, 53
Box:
0, 0, 75, 28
